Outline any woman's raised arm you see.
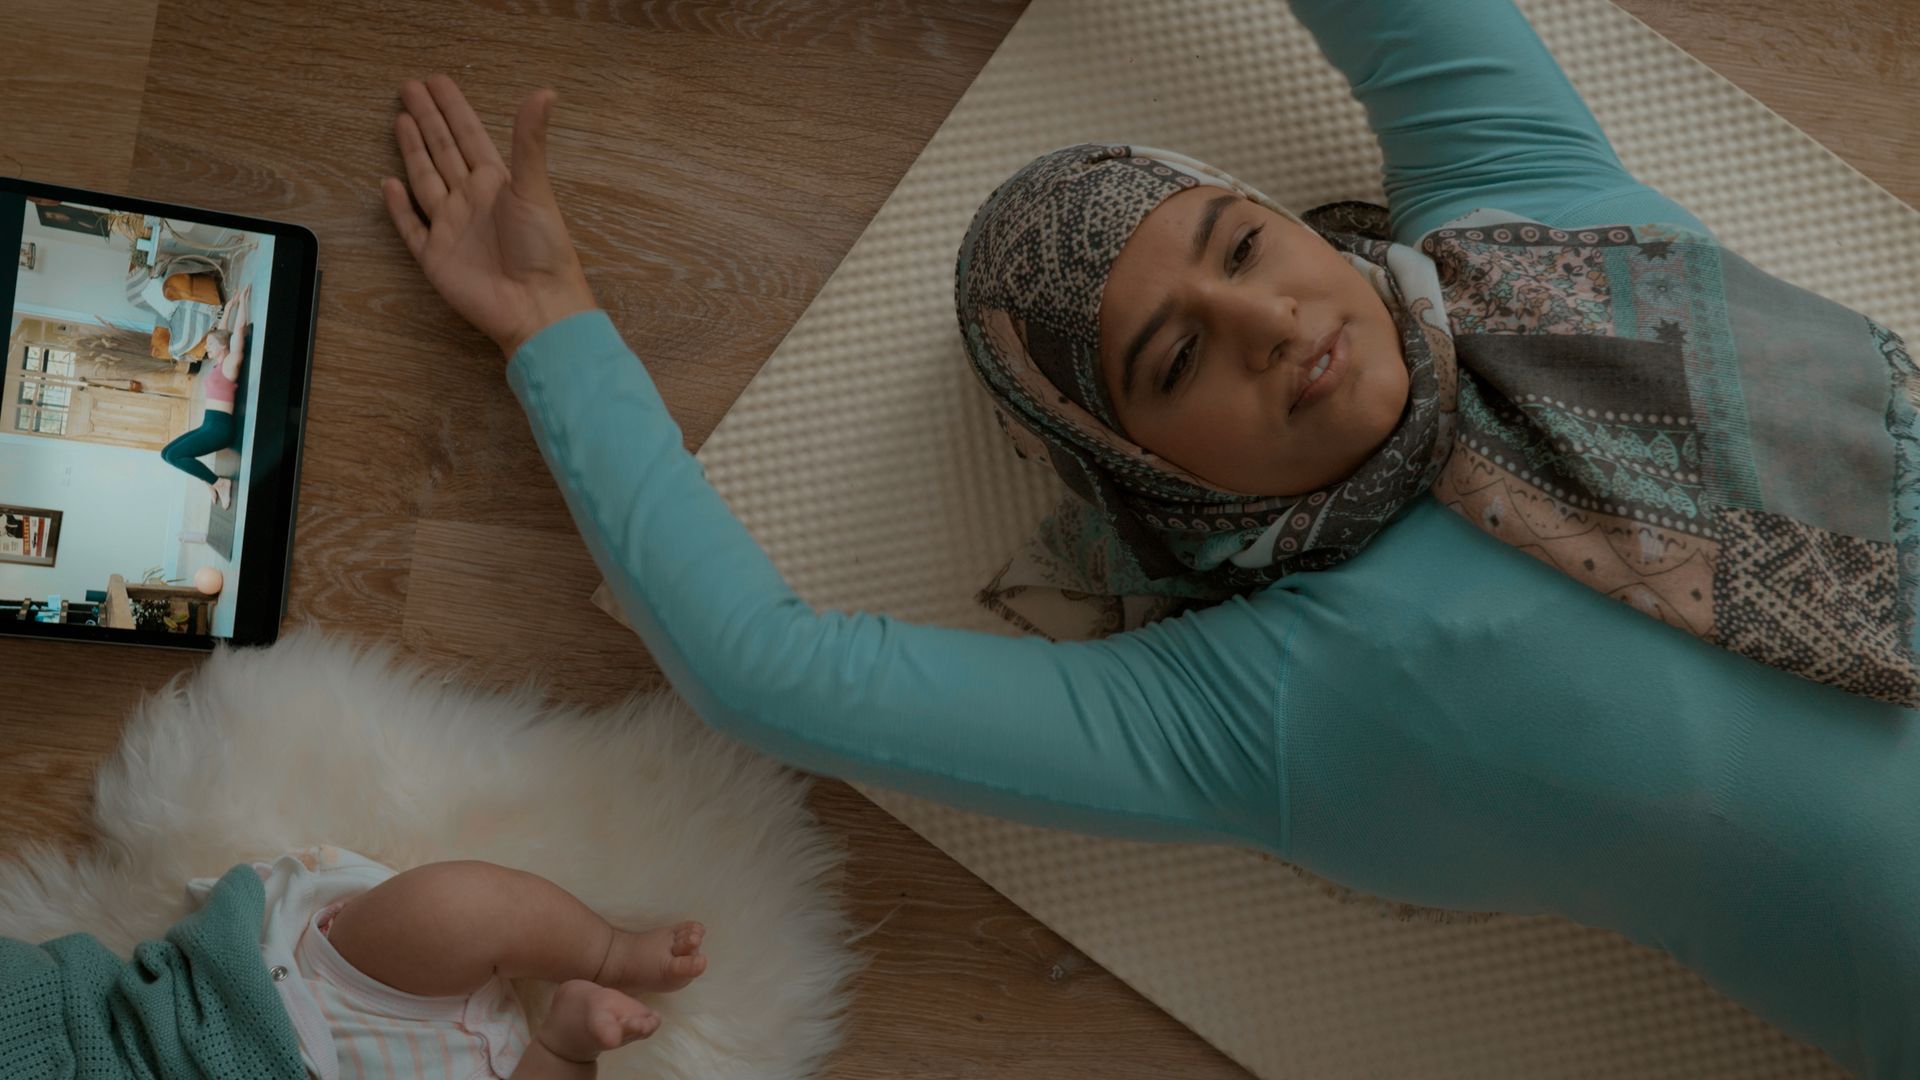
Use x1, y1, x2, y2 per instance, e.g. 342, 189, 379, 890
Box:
1287, 0, 1708, 240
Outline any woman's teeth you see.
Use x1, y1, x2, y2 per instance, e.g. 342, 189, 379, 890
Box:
1305, 351, 1332, 385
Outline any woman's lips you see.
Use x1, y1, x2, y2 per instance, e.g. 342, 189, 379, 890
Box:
1290, 322, 1348, 413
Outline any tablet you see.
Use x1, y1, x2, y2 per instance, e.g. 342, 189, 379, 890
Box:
0, 177, 318, 650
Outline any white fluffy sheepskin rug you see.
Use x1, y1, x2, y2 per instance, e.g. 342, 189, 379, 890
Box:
0, 631, 859, 1079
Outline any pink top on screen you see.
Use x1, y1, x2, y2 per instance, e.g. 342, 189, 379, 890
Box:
202, 353, 238, 406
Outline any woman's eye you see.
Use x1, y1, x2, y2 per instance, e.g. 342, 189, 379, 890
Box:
1162, 340, 1194, 393
1157, 226, 1262, 396
1232, 226, 1263, 270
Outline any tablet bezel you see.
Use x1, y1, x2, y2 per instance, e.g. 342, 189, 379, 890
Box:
0, 176, 319, 651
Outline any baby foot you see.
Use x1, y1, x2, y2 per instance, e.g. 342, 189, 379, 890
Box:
597, 921, 708, 995
536, 979, 658, 1064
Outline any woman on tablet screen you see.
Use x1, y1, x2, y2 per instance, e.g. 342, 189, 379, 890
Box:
158, 283, 252, 509
382, 0, 1920, 1072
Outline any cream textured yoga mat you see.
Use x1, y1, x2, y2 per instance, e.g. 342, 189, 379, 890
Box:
609, 1, 1920, 1074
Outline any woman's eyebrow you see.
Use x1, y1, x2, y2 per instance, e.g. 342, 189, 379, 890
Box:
1121, 193, 1238, 400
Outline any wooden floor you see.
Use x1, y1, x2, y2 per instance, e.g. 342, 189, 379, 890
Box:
1, 1, 1914, 1076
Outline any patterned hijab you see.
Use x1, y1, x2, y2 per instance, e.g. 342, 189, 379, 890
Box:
955, 143, 1920, 707
955, 146, 1458, 626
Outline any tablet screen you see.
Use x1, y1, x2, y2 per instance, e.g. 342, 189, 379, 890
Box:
1, 191, 288, 641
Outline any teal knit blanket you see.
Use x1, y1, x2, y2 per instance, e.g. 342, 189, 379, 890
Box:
0, 864, 305, 1079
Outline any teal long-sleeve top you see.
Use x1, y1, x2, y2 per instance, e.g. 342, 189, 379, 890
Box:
504, 1, 1917, 1074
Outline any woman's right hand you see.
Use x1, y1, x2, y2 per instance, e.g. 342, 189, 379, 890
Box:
382, 75, 598, 359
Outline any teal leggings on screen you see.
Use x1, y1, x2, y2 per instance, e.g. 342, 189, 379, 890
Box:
160, 410, 236, 485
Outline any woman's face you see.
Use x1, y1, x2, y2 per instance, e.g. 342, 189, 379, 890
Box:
1096, 187, 1409, 495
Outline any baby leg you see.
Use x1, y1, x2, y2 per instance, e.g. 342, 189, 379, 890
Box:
324, 861, 708, 1075
509, 981, 657, 1079
323, 861, 705, 999
324, 860, 615, 997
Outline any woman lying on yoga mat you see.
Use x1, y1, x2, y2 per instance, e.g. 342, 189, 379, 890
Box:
383, 0, 1918, 1074
159, 283, 254, 510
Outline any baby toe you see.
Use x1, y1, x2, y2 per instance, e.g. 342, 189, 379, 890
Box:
625, 1011, 662, 1039
588, 1009, 627, 1051
672, 922, 706, 954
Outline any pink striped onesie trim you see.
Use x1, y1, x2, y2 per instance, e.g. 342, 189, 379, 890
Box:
296, 901, 528, 1078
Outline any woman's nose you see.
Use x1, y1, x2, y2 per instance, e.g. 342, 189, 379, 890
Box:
1237, 292, 1299, 373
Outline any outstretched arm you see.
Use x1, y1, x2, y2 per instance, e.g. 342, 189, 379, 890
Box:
217, 283, 250, 331
1288, 0, 1709, 240
508, 310, 1286, 847
382, 76, 1291, 851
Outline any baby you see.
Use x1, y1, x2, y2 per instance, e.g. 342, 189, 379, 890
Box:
190, 845, 709, 1079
